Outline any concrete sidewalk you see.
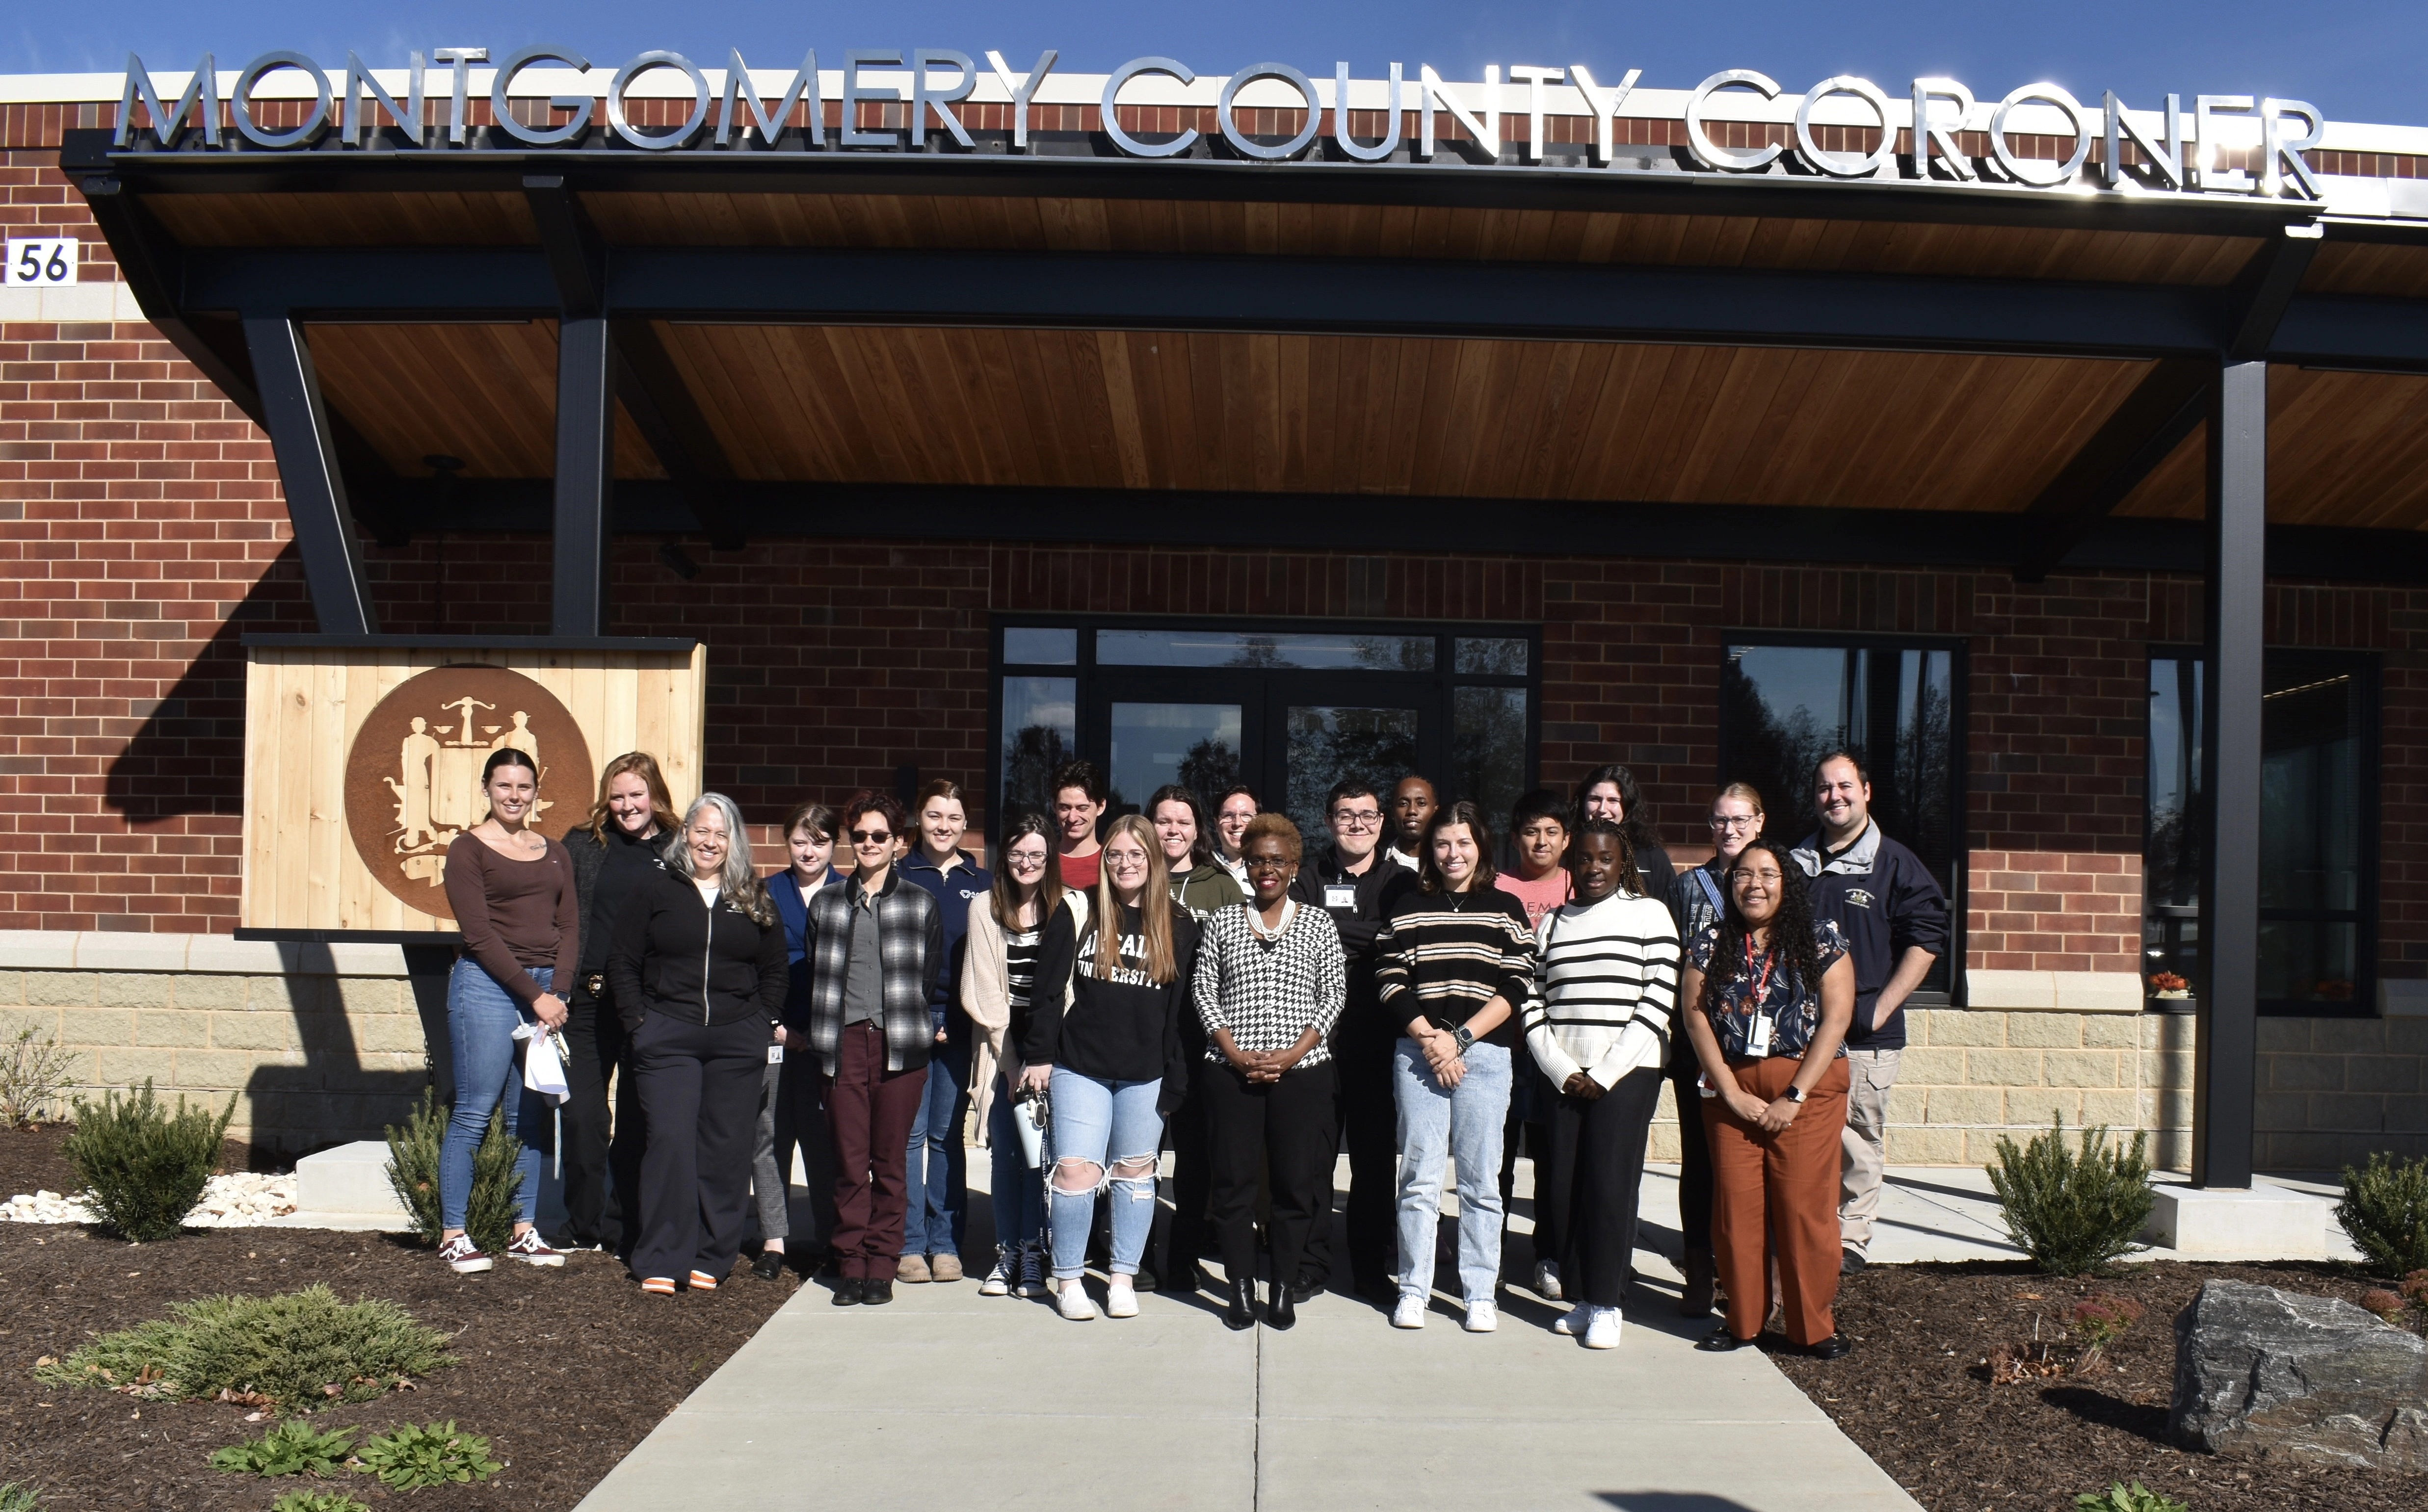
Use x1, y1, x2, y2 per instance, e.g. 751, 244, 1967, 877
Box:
579, 1150, 1921, 1512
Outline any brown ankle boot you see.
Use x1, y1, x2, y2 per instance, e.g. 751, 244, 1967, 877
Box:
1680, 1251, 1716, 1318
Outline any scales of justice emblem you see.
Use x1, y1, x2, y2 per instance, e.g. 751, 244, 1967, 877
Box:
342, 666, 593, 918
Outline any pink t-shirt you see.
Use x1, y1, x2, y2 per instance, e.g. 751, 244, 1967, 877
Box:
1495, 868, 1571, 930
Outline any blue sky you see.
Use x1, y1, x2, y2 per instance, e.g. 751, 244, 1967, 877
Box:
15, 1, 2428, 125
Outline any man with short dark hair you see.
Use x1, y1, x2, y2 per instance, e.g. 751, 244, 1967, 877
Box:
1050, 758, 1108, 890
1384, 776, 1436, 873
1791, 750, 1948, 1277
1288, 777, 1415, 1306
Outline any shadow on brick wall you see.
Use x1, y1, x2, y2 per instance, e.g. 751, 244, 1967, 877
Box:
234, 942, 455, 1157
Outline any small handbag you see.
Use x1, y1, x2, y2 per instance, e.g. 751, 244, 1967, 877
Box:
1010, 1080, 1050, 1170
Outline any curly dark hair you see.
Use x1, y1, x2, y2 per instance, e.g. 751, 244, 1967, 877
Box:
1699, 836, 1822, 1013
1566, 816, 1638, 895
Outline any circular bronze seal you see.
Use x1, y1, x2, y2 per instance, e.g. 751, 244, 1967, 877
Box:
341, 665, 595, 919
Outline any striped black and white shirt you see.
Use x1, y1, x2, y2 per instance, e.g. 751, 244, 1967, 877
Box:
1523, 892, 1682, 1091
1192, 900, 1347, 1067
1374, 886, 1538, 1049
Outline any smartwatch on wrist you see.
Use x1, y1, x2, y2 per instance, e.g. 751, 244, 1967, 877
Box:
1784, 1084, 1808, 1104
1450, 1025, 1476, 1055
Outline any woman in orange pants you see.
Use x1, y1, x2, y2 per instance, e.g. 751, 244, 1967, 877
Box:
1679, 836, 1856, 1359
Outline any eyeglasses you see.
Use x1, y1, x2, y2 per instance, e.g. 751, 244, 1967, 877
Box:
1331, 809, 1382, 829
849, 829, 893, 844
1708, 815, 1759, 832
1726, 867, 1784, 885
1005, 851, 1047, 869
1244, 857, 1291, 873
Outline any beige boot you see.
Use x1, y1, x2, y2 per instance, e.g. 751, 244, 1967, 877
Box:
930, 1253, 964, 1283
897, 1253, 932, 1284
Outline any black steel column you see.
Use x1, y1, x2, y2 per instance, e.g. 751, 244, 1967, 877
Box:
2193, 358, 2266, 1189
552, 317, 614, 637
241, 315, 378, 635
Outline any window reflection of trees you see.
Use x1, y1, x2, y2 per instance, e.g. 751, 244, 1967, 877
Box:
1002, 724, 1072, 820
1287, 707, 1419, 851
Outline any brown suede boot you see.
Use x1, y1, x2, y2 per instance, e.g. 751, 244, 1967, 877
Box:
1679, 1250, 1716, 1318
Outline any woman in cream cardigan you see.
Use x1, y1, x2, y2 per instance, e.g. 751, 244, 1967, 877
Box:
960, 813, 1066, 1298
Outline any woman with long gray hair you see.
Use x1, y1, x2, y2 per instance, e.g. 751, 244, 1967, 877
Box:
606, 791, 791, 1295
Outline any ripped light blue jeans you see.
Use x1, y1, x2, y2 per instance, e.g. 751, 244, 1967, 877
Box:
1045, 1069, 1162, 1281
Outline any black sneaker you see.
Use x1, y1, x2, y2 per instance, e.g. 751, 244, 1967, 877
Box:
831, 1277, 865, 1306
752, 1250, 787, 1282
1840, 1249, 1867, 1277
863, 1277, 896, 1305
1289, 1273, 1323, 1305
1132, 1261, 1158, 1294
1807, 1334, 1854, 1360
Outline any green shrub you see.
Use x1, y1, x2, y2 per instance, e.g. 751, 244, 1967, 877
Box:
354, 1422, 501, 1490
0, 1481, 40, 1512
35, 1284, 453, 1409
60, 1079, 234, 1241
384, 1088, 524, 1253
209, 1419, 358, 1477
2075, 1482, 2188, 1512
270, 1493, 370, 1512
0, 1027, 77, 1128
2336, 1151, 2428, 1277
1986, 1115, 2154, 1276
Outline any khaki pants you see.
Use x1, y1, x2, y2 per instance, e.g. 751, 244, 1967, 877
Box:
1837, 1046, 1900, 1257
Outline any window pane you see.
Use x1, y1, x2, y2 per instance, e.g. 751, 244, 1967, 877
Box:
1455, 637, 1528, 675
2144, 657, 2204, 994
1286, 705, 1421, 854
2257, 920, 2359, 1004
1003, 627, 1077, 665
1099, 628, 1433, 671
1108, 702, 1242, 819
1453, 685, 1530, 844
1000, 677, 1076, 818
2260, 667, 2361, 912
1721, 645, 1851, 825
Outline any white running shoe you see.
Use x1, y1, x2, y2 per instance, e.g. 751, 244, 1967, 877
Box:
978, 1249, 1013, 1297
1055, 1279, 1100, 1321
1017, 1243, 1047, 1299
1105, 1277, 1139, 1318
1533, 1260, 1562, 1301
1463, 1298, 1499, 1333
1583, 1306, 1623, 1350
1552, 1302, 1591, 1336
1390, 1294, 1427, 1330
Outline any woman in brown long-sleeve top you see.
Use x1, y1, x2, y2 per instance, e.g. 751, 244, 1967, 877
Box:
438, 748, 579, 1275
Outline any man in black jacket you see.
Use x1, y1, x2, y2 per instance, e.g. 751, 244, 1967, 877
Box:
1791, 751, 1950, 1276
1288, 778, 1417, 1307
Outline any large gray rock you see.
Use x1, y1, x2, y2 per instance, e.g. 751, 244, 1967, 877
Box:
2170, 1278, 2428, 1471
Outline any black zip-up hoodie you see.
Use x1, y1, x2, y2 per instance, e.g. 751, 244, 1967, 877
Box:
1025, 899, 1202, 1107
1288, 845, 1419, 1035
606, 864, 790, 1034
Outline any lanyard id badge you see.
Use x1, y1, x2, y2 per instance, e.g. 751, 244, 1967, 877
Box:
1324, 884, 1357, 909
1741, 937, 1781, 1057
1745, 1012, 1774, 1056
767, 1043, 785, 1065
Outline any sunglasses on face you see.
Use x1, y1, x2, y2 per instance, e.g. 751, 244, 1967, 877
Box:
849, 829, 893, 844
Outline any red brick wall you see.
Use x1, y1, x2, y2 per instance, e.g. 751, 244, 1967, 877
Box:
1966, 851, 2142, 974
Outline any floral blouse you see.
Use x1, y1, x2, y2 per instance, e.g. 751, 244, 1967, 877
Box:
1688, 919, 1850, 1060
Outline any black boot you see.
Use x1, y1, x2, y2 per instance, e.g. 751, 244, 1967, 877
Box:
1265, 1277, 1297, 1331
1222, 1275, 1256, 1331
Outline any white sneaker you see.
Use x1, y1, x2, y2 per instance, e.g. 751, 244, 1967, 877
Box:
1055, 1279, 1100, 1321
1463, 1298, 1499, 1333
1552, 1302, 1591, 1336
1533, 1260, 1562, 1301
1017, 1243, 1047, 1299
978, 1249, 1013, 1297
1583, 1306, 1623, 1350
1390, 1294, 1427, 1330
1105, 1277, 1139, 1318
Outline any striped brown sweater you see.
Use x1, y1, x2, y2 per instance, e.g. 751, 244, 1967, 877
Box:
1373, 884, 1537, 1049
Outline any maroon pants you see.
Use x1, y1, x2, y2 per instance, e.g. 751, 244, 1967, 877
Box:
825, 1021, 929, 1280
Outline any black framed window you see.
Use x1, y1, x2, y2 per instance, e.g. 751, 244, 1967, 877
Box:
1718, 636, 1964, 1001
992, 618, 1539, 854
2144, 648, 2378, 1016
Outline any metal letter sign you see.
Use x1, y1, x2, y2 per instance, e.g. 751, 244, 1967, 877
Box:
109, 49, 2332, 203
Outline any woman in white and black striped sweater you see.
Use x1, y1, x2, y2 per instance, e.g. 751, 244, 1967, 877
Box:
1522, 817, 1681, 1350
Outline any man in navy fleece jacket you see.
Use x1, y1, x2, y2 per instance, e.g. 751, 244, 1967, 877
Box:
1792, 749, 1949, 1275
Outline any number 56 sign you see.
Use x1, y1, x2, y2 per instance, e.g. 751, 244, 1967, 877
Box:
3, 237, 78, 287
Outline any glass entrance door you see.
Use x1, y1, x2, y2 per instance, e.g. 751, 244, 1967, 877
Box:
1087, 675, 1262, 818
1278, 698, 1425, 852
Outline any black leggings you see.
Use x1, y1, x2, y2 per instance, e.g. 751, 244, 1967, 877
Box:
1670, 1050, 1716, 1256
1199, 1058, 1338, 1289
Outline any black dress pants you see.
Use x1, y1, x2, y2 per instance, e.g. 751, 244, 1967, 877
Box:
630, 1012, 766, 1286
1201, 1058, 1337, 1290
1161, 1084, 1212, 1276
1547, 1064, 1665, 1309
1297, 1026, 1398, 1291
1669, 1048, 1716, 1257
560, 990, 645, 1251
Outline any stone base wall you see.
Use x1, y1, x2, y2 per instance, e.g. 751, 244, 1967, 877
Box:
2255, 1014, 2428, 1169
0, 934, 438, 1152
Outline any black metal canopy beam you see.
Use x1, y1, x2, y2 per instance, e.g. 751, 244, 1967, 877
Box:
60, 129, 2359, 244
240, 314, 379, 634
359, 475, 2428, 584
2013, 358, 2212, 582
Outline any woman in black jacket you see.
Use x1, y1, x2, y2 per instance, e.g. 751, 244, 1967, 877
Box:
607, 791, 790, 1296
1020, 813, 1200, 1322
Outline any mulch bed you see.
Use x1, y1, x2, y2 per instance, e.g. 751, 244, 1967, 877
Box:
0, 1123, 260, 1197
1766, 1258, 2428, 1512
0, 1130, 795, 1511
